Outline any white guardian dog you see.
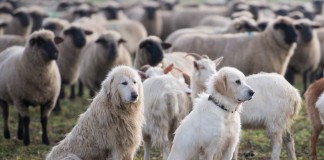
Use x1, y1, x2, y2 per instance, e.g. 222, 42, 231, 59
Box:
168, 67, 254, 160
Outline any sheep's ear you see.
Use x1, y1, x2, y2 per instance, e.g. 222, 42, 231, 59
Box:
163, 64, 174, 74
311, 23, 321, 29
294, 24, 302, 30
183, 72, 191, 87
235, 23, 242, 30
118, 38, 126, 44
193, 61, 199, 69
95, 38, 103, 44
140, 65, 151, 72
161, 42, 172, 49
139, 42, 145, 48
29, 38, 36, 46
84, 30, 93, 35
214, 56, 223, 67
54, 36, 64, 44
138, 71, 146, 81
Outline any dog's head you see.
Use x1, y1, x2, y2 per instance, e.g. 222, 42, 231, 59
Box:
208, 67, 254, 104
102, 66, 143, 105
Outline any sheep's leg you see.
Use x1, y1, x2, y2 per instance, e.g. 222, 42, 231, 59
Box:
59, 83, 65, 99
269, 132, 283, 160
40, 103, 52, 145
303, 71, 310, 93
112, 149, 122, 160
311, 124, 323, 160
284, 67, 295, 85
17, 114, 23, 140
144, 137, 151, 160
0, 100, 10, 139
15, 101, 30, 145
78, 80, 84, 97
90, 90, 95, 98
162, 141, 171, 160
282, 131, 296, 160
53, 98, 61, 113
69, 84, 76, 100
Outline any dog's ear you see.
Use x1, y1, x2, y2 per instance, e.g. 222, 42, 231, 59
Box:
138, 71, 146, 81
214, 56, 223, 67
214, 74, 227, 95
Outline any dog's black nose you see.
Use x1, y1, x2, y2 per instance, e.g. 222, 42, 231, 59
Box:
249, 90, 255, 96
131, 92, 138, 100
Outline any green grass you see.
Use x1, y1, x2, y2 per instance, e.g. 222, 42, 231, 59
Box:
0, 76, 323, 160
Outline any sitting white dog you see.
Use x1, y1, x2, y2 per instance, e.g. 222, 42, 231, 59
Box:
167, 67, 254, 160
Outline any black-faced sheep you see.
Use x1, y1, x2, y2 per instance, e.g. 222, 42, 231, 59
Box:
0, 30, 63, 145
172, 16, 298, 76
4, 8, 32, 38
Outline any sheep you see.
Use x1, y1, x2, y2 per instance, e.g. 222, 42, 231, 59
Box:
51, 25, 93, 112
160, 1, 178, 40
0, 2, 14, 24
4, 8, 32, 38
42, 18, 70, 36
142, 64, 192, 160
100, 1, 127, 20
140, 1, 163, 37
190, 56, 223, 99
166, 16, 260, 44
0, 30, 63, 145
0, 35, 26, 52
314, 28, 324, 80
198, 15, 232, 28
105, 19, 148, 55
26, 6, 48, 32
172, 16, 298, 76
46, 65, 144, 160
79, 31, 132, 97
0, 21, 8, 35
134, 36, 196, 79
284, 19, 321, 92
191, 58, 301, 160
304, 78, 324, 160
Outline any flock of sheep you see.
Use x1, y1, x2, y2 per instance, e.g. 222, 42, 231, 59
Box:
0, 0, 324, 159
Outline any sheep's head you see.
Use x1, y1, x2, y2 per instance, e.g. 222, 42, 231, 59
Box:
42, 18, 69, 36
101, 1, 122, 20
192, 56, 223, 87
271, 16, 298, 45
138, 36, 171, 67
95, 31, 126, 60
63, 26, 92, 48
230, 16, 259, 33
28, 30, 63, 61
13, 9, 31, 27
294, 19, 320, 44
143, 1, 160, 20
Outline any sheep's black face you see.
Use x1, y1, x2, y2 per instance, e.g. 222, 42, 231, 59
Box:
144, 7, 157, 20
0, 6, 13, 15
57, 2, 70, 11
274, 22, 298, 45
164, 3, 174, 11
43, 23, 56, 32
29, 37, 59, 60
275, 9, 288, 16
30, 12, 47, 32
73, 10, 93, 18
64, 27, 86, 48
295, 24, 313, 43
313, 1, 323, 14
95, 38, 118, 59
139, 40, 164, 66
102, 7, 119, 20
14, 12, 30, 27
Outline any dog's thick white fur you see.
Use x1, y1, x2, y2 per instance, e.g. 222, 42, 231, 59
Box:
46, 66, 144, 160
168, 67, 254, 160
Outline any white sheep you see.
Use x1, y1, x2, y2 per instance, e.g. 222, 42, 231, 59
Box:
142, 64, 192, 160
172, 16, 298, 76
191, 58, 301, 160
79, 31, 132, 96
0, 30, 62, 145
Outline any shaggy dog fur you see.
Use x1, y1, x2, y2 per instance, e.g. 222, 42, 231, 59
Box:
46, 66, 144, 160
168, 67, 254, 160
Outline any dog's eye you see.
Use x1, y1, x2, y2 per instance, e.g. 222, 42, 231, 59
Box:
235, 80, 241, 85
133, 80, 136, 84
122, 82, 128, 85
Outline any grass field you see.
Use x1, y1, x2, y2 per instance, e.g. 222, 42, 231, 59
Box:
0, 77, 323, 160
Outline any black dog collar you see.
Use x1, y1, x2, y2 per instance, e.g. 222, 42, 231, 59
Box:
208, 95, 236, 113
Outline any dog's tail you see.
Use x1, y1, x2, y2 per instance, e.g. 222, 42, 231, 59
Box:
286, 88, 302, 131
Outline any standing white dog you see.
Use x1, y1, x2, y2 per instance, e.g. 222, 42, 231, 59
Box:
46, 66, 144, 160
168, 67, 254, 160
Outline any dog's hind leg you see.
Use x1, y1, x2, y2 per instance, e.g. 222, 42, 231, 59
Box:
144, 135, 151, 160
268, 131, 283, 160
283, 130, 296, 160
232, 142, 240, 160
162, 141, 171, 160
